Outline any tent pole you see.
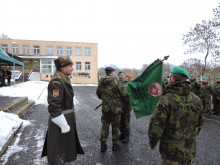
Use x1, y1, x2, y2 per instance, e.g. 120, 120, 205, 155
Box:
23, 66, 24, 82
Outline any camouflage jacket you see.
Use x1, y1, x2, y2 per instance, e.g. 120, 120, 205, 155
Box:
200, 82, 213, 100
189, 79, 200, 96
213, 82, 220, 100
162, 79, 169, 95
148, 81, 204, 162
119, 79, 132, 112
96, 76, 123, 114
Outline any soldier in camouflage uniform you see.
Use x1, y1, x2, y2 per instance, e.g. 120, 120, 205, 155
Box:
96, 67, 123, 152
189, 74, 201, 97
213, 76, 220, 116
148, 67, 204, 165
200, 76, 213, 117
162, 76, 169, 95
118, 70, 132, 143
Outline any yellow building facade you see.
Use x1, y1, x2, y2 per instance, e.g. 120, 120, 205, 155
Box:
0, 39, 98, 84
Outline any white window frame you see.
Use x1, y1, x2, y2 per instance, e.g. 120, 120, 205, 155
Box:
57, 46, 63, 55
76, 62, 81, 70
40, 59, 56, 73
85, 47, 91, 56
85, 62, 90, 70
33, 45, 40, 54
66, 47, 72, 56
23, 45, 29, 54
47, 46, 53, 55
1, 44, 8, 52
75, 47, 81, 56
13, 44, 19, 54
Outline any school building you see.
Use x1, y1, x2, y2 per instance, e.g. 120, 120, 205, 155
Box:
0, 39, 98, 84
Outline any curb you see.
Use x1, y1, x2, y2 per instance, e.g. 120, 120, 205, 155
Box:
0, 121, 23, 156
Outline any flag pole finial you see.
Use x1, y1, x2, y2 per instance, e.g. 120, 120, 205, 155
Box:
162, 55, 169, 61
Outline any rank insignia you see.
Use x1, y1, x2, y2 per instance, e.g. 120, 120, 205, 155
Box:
53, 89, 59, 97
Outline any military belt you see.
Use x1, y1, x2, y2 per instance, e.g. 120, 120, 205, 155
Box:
63, 109, 74, 114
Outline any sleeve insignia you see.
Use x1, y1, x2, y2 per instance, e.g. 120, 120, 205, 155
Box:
53, 89, 59, 97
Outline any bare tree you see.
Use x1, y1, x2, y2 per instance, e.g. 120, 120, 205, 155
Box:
0, 33, 10, 39
182, 20, 220, 76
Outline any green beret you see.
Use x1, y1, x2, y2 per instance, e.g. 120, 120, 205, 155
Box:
216, 76, 220, 80
118, 69, 125, 75
190, 74, 195, 77
171, 67, 189, 78
163, 76, 168, 78
202, 76, 208, 80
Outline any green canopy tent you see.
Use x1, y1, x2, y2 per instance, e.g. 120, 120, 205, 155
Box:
0, 48, 24, 84
0, 49, 24, 66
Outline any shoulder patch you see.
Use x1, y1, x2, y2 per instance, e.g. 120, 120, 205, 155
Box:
53, 89, 59, 97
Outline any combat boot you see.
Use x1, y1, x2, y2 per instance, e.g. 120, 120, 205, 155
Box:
122, 135, 129, 143
119, 134, 124, 141
112, 143, 120, 151
101, 143, 107, 152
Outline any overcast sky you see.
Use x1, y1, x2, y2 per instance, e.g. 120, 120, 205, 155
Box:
1, 0, 220, 69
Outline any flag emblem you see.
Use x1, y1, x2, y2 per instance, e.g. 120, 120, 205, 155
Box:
53, 89, 59, 97
148, 82, 162, 97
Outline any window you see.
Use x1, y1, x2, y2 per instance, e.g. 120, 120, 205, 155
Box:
76, 62, 81, 70
23, 45, 29, 54
13, 44, 19, 54
85, 47, 90, 56
85, 62, 90, 70
66, 47, 72, 55
33, 46, 40, 54
47, 46, 53, 55
75, 47, 81, 56
57, 46, 62, 55
1, 44, 8, 52
41, 59, 56, 73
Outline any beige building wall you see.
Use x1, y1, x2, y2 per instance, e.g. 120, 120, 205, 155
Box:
0, 39, 98, 84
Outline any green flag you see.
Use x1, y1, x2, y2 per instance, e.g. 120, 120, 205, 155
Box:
126, 59, 163, 119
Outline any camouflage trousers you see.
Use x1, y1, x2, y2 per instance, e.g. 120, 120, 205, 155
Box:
120, 109, 131, 136
162, 158, 193, 165
202, 99, 211, 115
213, 100, 220, 115
100, 111, 121, 144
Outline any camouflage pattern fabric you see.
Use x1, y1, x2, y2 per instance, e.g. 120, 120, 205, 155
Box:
162, 79, 169, 95
96, 76, 123, 144
213, 82, 220, 115
119, 79, 132, 136
100, 112, 121, 144
189, 79, 200, 97
162, 158, 193, 165
200, 82, 212, 114
148, 81, 204, 162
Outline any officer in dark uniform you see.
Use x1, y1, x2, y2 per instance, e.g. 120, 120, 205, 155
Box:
42, 56, 84, 165
148, 67, 204, 165
96, 66, 123, 152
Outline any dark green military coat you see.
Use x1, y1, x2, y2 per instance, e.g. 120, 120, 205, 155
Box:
148, 81, 204, 162
42, 71, 84, 165
200, 82, 212, 101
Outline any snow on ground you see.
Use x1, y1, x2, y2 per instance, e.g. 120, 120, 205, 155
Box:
0, 81, 96, 164
0, 111, 31, 154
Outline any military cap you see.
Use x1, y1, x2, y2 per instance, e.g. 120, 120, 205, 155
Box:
190, 74, 195, 77
171, 67, 189, 78
202, 76, 208, 80
118, 69, 125, 75
105, 66, 115, 71
54, 56, 73, 69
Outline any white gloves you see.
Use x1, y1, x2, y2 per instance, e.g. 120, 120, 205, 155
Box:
51, 114, 70, 133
